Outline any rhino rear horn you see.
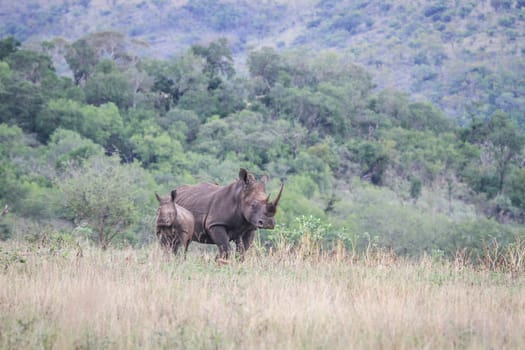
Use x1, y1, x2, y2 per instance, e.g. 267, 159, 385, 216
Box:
155, 192, 162, 203
273, 183, 284, 207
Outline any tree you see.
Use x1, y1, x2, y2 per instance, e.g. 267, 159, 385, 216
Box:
0, 124, 29, 210
507, 168, 525, 217
485, 111, 525, 194
191, 38, 235, 82
348, 140, 389, 185
65, 39, 98, 85
57, 155, 152, 249
270, 84, 351, 140
247, 47, 283, 90
7, 49, 55, 84
0, 61, 10, 88
384, 128, 460, 183
126, 63, 153, 110
461, 111, 525, 195
85, 31, 127, 62
79, 102, 124, 147
36, 99, 124, 147
36, 99, 84, 141
409, 177, 422, 203
193, 110, 288, 166
84, 60, 132, 109
163, 108, 201, 143
0, 78, 45, 133
146, 52, 208, 112
0, 37, 21, 60
46, 128, 105, 170
372, 89, 410, 126
129, 120, 185, 168
406, 102, 453, 133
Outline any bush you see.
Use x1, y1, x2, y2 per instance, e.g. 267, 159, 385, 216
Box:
56, 155, 154, 249
265, 215, 339, 258
440, 218, 522, 260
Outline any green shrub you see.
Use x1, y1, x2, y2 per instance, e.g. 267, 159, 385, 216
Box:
56, 155, 154, 249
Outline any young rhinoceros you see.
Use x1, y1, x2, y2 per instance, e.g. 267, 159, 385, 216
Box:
155, 190, 194, 256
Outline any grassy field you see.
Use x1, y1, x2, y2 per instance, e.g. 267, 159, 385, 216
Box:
1, 240, 524, 349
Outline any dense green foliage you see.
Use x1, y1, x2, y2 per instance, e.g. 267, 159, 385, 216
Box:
0, 33, 524, 258
56, 154, 152, 248
1, 0, 524, 126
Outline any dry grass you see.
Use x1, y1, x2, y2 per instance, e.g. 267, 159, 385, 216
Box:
1, 240, 525, 350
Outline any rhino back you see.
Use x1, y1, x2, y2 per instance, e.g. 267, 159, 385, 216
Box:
175, 183, 219, 242
175, 183, 218, 214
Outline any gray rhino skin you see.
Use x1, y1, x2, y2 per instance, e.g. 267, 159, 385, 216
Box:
155, 190, 194, 256
174, 168, 283, 260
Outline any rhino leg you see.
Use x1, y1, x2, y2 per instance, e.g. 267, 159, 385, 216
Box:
179, 230, 191, 258
208, 226, 231, 260
183, 237, 191, 257
235, 238, 245, 261
236, 229, 256, 261
242, 230, 256, 251
172, 239, 182, 255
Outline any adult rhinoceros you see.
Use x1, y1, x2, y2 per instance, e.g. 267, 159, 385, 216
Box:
174, 168, 283, 260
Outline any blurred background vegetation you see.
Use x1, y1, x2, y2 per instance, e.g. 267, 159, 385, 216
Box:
1, 0, 525, 260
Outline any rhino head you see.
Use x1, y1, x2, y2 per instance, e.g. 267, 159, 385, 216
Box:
238, 168, 283, 229
155, 190, 178, 227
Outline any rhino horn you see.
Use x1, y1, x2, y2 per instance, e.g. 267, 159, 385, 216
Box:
155, 192, 162, 203
272, 183, 284, 207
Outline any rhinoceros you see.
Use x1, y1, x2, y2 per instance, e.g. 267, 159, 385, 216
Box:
155, 190, 194, 256
174, 168, 283, 260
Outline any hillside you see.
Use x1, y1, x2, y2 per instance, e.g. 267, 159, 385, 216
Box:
1, 0, 524, 123
1, 1, 525, 259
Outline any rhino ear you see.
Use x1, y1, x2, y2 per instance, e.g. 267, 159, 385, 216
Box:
239, 168, 256, 185
155, 192, 162, 203
239, 168, 248, 182
171, 189, 177, 202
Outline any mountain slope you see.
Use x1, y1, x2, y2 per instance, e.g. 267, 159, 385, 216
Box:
1, 0, 524, 123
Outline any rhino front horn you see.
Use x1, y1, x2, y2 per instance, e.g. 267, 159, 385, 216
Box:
273, 183, 284, 207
